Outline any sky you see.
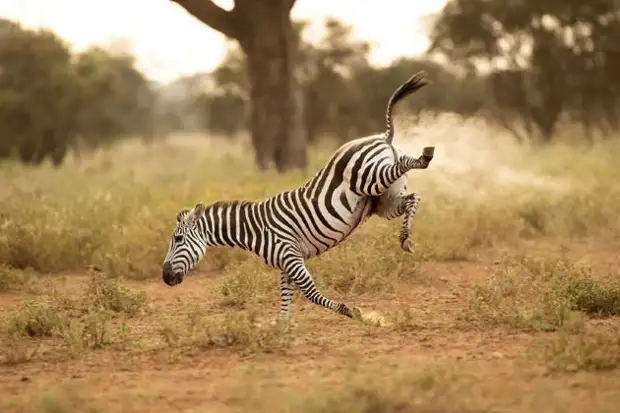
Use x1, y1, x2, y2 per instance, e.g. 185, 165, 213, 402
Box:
0, 0, 448, 83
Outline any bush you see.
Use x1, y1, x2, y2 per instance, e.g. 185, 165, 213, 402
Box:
1, 270, 147, 363
0, 134, 619, 280
469, 255, 620, 331
542, 326, 620, 373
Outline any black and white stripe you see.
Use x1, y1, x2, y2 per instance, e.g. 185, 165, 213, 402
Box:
162, 71, 435, 321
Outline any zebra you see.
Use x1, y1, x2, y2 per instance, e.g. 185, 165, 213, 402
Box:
162, 71, 435, 322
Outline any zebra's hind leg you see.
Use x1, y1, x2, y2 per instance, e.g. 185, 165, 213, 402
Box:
398, 146, 435, 172
372, 175, 422, 253
283, 258, 362, 320
398, 193, 422, 253
278, 271, 295, 323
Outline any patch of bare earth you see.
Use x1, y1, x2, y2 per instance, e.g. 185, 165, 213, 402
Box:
1, 242, 620, 413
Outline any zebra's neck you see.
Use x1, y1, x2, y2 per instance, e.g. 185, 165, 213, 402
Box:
201, 200, 263, 251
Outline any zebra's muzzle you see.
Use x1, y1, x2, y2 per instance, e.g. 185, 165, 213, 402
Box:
162, 261, 183, 286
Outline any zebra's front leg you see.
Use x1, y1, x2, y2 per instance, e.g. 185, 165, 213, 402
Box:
278, 271, 295, 323
282, 257, 362, 320
398, 193, 422, 253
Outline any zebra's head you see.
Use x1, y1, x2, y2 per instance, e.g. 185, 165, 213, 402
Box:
162, 202, 208, 287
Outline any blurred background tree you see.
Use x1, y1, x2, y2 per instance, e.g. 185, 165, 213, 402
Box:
171, 0, 306, 172
428, 0, 620, 142
0, 18, 78, 166
72, 47, 157, 153
192, 18, 476, 145
0, 0, 619, 169
0, 19, 156, 167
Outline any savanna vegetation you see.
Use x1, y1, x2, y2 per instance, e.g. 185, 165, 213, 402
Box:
1, 0, 620, 412
1, 130, 619, 412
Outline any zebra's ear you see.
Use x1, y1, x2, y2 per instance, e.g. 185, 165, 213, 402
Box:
176, 208, 191, 223
191, 202, 206, 220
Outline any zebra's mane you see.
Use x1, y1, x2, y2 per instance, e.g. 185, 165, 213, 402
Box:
207, 199, 254, 209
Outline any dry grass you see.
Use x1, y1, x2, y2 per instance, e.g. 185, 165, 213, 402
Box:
468, 255, 620, 332
1, 269, 147, 365
0, 264, 40, 292
158, 305, 295, 355
541, 325, 620, 373
1, 125, 619, 280
267, 365, 488, 413
1, 123, 620, 412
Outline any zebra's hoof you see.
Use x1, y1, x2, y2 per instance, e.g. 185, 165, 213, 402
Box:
422, 146, 435, 158
351, 306, 363, 321
401, 238, 415, 253
421, 147, 434, 165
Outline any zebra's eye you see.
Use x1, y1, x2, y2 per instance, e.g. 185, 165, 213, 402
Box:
173, 235, 183, 243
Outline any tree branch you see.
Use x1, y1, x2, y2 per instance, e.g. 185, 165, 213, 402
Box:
170, 0, 239, 39
286, 0, 297, 13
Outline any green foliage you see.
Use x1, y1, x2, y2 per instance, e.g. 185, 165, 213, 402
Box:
2, 270, 147, 363
564, 276, 620, 317
83, 270, 149, 316
73, 47, 156, 148
0, 264, 37, 292
193, 19, 475, 144
0, 132, 619, 410
470, 255, 620, 332
0, 22, 77, 165
3, 8, 617, 169
0, 20, 157, 166
158, 305, 294, 356
543, 326, 620, 373
429, 0, 620, 142
8, 301, 62, 338
1, 133, 620, 279
202, 310, 294, 354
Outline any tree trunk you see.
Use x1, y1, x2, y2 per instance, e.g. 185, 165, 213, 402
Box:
170, 0, 306, 173
277, 78, 307, 172
238, 1, 306, 172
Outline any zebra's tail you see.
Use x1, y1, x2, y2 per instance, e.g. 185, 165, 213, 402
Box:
384, 71, 430, 145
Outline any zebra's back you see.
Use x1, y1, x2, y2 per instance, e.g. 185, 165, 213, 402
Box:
263, 135, 399, 259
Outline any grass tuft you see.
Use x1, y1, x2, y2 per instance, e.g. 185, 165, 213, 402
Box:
159, 307, 294, 355
1, 133, 620, 410
0, 264, 38, 292
469, 255, 620, 332
220, 259, 272, 308
277, 366, 485, 413
0, 136, 618, 280
82, 270, 148, 316
203, 310, 294, 354
542, 326, 620, 373
8, 301, 62, 338
1, 271, 147, 363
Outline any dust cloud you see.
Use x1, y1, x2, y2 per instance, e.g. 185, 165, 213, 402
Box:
392, 112, 572, 198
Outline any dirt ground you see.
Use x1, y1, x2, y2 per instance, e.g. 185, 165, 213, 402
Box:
1, 241, 619, 413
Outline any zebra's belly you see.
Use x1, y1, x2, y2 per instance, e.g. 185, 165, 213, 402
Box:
299, 192, 373, 258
